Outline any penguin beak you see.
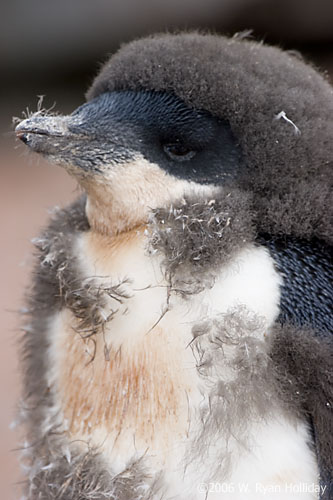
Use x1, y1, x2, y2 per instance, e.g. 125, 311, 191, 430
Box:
15, 107, 136, 175
15, 114, 75, 155
15, 112, 105, 175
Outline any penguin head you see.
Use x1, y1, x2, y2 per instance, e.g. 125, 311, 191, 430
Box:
15, 90, 242, 233
15, 33, 333, 241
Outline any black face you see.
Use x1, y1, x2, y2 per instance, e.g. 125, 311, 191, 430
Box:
68, 91, 242, 184
16, 90, 242, 185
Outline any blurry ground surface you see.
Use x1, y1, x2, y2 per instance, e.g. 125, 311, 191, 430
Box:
0, 38, 332, 500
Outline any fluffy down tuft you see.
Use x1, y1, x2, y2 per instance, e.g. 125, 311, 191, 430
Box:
149, 189, 254, 292
88, 32, 333, 243
21, 436, 160, 500
270, 324, 333, 499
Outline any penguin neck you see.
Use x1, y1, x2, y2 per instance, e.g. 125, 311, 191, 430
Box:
77, 156, 221, 236
84, 188, 149, 236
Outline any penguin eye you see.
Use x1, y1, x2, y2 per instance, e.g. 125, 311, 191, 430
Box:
163, 143, 196, 162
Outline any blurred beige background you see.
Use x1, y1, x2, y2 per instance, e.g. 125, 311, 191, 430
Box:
1, 1, 333, 498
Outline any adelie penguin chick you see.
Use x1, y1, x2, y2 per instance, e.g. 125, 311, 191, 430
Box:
16, 33, 332, 500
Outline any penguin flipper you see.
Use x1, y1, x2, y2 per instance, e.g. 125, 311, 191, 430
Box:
271, 324, 333, 498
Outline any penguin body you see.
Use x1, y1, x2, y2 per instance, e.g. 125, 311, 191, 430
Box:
28, 205, 319, 499
15, 33, 332, 499
48, 230, 282, 480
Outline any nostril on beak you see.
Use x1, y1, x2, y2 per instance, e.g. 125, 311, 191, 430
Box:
16, 131, 29, 144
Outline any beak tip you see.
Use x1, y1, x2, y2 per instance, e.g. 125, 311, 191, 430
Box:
15, 119, 34, 144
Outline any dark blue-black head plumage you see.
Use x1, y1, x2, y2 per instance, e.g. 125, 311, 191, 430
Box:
16, 90, 242, 186
70, 90, 242, 184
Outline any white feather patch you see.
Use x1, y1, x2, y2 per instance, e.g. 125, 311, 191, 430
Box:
45, 228, 318, 498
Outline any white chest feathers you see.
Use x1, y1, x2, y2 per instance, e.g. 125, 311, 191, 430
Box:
47, 228, 319, 499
